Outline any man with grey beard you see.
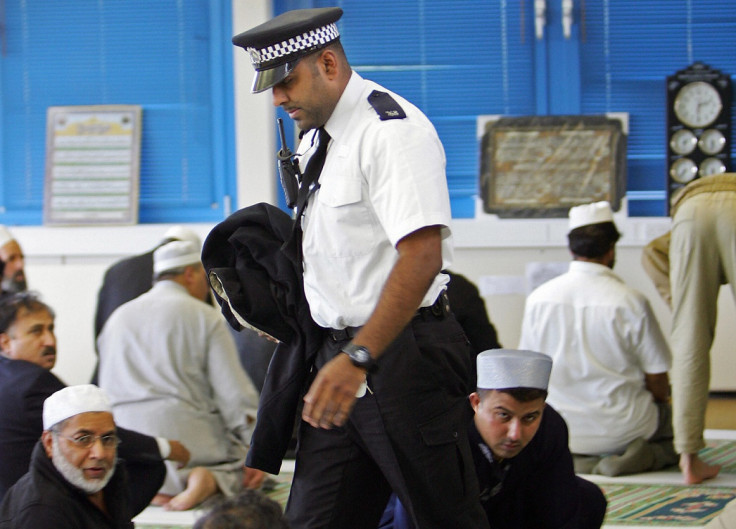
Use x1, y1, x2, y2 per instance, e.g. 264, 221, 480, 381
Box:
0, 226, 27, 301
0, 385, 135, 528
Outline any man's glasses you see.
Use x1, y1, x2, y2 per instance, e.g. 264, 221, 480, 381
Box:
57, 434, 120, 449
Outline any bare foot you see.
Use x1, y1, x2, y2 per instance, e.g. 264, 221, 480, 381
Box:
680, 453, 721, 484
164, 467, 218, 511
151, 493, 173, 507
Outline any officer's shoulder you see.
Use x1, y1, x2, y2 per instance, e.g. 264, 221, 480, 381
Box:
366, 90, 407, 121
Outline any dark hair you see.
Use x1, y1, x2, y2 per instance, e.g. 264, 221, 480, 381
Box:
567, 221, 620, 259
0, 292, 54, 334
477, 387, 548, 403
193, 490, 289, 529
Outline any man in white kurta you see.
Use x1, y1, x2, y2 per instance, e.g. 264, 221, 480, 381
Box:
519, 201, 675, 476
98, 240, 261, 510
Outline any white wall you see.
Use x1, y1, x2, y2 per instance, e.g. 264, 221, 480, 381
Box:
12, 0, 736, 391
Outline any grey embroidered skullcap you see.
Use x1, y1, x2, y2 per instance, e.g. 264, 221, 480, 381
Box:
476, 349, 552, 390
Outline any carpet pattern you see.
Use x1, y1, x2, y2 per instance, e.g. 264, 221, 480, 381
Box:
700, 440, 736, 473
602, 483, 736, 526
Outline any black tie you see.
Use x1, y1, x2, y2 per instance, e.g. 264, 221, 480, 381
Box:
284, 127, 330, 261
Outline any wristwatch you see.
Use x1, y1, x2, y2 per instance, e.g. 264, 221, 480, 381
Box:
341, 342, 378, 373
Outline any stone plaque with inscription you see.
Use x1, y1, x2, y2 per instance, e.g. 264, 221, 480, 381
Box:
479, 115, 627, 218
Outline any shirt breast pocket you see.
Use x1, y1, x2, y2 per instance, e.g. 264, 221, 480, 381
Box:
310, 175, 377, 258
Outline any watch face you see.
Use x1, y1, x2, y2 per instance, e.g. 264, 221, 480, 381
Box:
670, 157, 698, 184
699, 128, 726, 155
700, 157, 727, 177
670, 129, 697, 155
354, 349, 371, 363
674, 81, 723, 128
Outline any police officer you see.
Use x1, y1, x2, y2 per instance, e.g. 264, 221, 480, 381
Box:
233, 7, 489, 529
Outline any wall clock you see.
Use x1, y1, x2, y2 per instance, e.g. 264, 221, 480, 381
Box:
666, 62, 732, 211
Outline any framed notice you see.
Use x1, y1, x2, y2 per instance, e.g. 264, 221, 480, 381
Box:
44, 105, 142, 225
479, 114, 627, 218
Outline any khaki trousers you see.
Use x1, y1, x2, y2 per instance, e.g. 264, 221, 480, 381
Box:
670, 191, 736, 454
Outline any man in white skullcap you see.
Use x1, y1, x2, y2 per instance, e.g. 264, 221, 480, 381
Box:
468, 349, 606, 529
98, 240, 263, 511
0, 225, 27, 300
92, 225, 275, 398
0, 385, 135, 528
384, 349, 607, 529
0, 292, 190, 512
519, 201, 676, 476
92, 225, 202, 383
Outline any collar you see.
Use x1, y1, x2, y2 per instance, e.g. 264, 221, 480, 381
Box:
152, 279, 190, 294
323, 70, 364, 142
568, 260, 622, 282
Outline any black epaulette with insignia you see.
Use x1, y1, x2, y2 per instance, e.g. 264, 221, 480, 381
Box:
367, 90, 407, 121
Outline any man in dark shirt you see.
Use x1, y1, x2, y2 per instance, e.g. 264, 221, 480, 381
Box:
0, 385, 134, 528
383, 349, 607, 529
0, 292, 189, 512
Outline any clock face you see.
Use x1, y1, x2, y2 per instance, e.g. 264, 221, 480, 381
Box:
700, 157, 726, 177
669, 157, 698, 184
674, 81, 723, 128
670, 129, 697, 155
698, 129, 726, 155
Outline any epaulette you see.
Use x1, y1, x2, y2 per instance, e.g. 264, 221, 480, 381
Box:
367, 90, 407, 121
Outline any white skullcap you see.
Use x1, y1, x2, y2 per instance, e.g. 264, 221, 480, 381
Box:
43, 384, 113, 430
0, 225, 15, 248
568, 201, 614, 232
153, 240, 201, 275
162, 225, 201, 249
477, 349, 552, 390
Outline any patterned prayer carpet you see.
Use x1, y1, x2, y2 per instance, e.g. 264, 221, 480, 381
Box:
700, 439, 736, 473
602, 483, 736, 526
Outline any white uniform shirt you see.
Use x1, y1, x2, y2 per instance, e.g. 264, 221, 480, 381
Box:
298, 72, 453, 329
518, 261, 672, 455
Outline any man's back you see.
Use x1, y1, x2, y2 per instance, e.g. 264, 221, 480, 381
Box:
98, 281, 258, 464
519, 261, 671, 454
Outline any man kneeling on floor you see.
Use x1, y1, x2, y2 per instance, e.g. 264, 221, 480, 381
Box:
383, 349, 607, 529
0, 385, 135, 528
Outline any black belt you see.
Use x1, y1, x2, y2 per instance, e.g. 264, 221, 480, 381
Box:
326, 290, 450, 342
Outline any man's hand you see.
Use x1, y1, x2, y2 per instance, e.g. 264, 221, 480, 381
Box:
243, 466, 266, 489
302, 353, 366, 429
166, 440, 191, 469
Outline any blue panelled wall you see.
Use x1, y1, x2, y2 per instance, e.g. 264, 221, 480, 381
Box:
1, 1, 735, 223
0, 1, 236, 224
277, 0, 736, 218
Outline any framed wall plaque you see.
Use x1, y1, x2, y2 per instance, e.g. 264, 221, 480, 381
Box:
479, 114, 627, 218
44, 105, 142, 225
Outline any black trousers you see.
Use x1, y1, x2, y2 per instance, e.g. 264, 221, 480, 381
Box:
285, 311, 489, 529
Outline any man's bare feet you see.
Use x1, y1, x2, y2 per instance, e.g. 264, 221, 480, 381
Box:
680, 453, 721, 484
164, 467, 218, 511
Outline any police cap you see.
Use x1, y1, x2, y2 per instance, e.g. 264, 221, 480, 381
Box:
233, 7, 343, 94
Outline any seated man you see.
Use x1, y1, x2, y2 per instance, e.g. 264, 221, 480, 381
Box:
0, 292, 189, 513
0, 385, 136, 528
98, 240, 263, 511
383, 349, 607, 529
520, 201, 676, 476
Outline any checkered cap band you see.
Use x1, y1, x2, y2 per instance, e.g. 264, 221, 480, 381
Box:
248, 22, 339, 68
